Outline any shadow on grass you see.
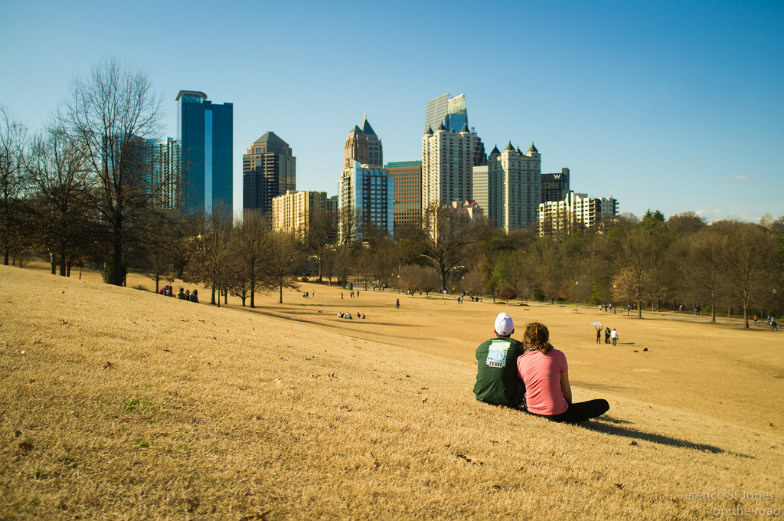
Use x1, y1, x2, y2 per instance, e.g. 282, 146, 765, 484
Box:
581, 417, 753, 458
236, 305, 415, 330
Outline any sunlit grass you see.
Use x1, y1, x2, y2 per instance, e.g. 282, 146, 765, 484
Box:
0, 264, 782, 520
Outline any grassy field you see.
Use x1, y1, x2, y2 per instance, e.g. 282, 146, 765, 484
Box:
1, 264, 782, 520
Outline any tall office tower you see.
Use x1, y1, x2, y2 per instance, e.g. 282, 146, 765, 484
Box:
423, 93, 486, 166
343, 114, 382, 169
489, 142, 541, 233
144, 137, 180, 209
271, 190, 328, 242
424, 93, 468, 133
537, 192, 619, 237
541, 168, 570, 203
176, 90, 233, 215
421, 93, 488, 231
338, 160, 393, 243
327, 195, 339, 215
385, 161, 422, 236
243, 131, 296, 216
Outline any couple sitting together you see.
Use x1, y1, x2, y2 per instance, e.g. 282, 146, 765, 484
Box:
474, 312, 609, 423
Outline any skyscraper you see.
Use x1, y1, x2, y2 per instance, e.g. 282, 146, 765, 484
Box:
344, 114, 382, 169
243, 131, 296, 216
421, 125, 477, 215
421, 93, 485, 230
338, 161, 393, 242
386, 161, 422, 236
144, 137, 180, 209
541, 168, 570, 203
493, 142, 541, 233
271, 190, 328, 241
473, 146, 503, 227
424, 93, 468, 134
176, 90, 233, 215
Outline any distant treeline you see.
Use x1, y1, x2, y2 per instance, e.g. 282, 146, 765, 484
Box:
2, 61, 782, 321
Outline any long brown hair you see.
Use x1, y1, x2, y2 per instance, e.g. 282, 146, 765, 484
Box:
524, 322, 552, 353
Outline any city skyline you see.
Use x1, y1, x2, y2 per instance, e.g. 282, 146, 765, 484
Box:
1, 0, 782, 223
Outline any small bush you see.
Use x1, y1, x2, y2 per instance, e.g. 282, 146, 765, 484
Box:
497, 286, 517, 301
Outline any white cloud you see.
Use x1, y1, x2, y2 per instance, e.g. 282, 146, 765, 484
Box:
734, 175, 747, 181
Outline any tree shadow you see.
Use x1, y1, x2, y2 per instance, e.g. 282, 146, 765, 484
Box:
580, 418, 753, 458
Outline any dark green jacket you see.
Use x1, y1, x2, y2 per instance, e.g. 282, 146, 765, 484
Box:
474, 336, 524, 407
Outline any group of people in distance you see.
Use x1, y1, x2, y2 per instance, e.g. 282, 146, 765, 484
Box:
597, 326, 618, 345
475, 312, 609, 423
160, 286, 199, 303
337, 312, 366, 320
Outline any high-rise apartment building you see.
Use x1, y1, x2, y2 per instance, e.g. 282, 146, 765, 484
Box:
144, 137, 180, 209
243, 131, 296, 216
385, 161, 422, 236
344, 115, 382, 169
492, 142, 541, 233
538, 191, 619, 237
338, 160, 393, 243
271, 190, 328, 241
421, 93, 486, 230
176, 90, 233, 215
541, 168, 570, 203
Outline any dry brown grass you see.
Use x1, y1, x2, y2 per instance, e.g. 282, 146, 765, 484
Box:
1, 264, 782, 520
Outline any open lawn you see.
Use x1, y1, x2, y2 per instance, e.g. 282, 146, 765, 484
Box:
1, 264, 782, 520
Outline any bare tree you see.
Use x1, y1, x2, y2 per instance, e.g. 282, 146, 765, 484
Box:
27, 122, 92, 276
307, 209, 337, 282
262, 231, 300, 304
529, 236, 567, 302
232, 210, 267, 307
0, 108, 28, 265
719, 221, 778, 325
131, 208, 184, 293
421, 204, 471, 292
612, 224, 666, 318
66, 60, 163, 285
671, 227, 727, 322
184, 208, 232, 306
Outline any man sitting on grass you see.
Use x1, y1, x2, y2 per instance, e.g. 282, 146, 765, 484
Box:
474, 312, 525, 408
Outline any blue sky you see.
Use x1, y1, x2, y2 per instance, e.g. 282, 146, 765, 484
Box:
1, 0, 782, 222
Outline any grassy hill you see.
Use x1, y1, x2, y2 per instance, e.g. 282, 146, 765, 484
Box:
0, 265, 782, 520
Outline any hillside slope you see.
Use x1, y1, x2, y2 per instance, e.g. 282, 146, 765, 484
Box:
0, 266, 781, 520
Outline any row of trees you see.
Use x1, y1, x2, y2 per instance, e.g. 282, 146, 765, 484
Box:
2, 61, 782, 323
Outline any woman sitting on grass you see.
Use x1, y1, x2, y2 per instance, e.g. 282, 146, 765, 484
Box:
518, 322, 609, 423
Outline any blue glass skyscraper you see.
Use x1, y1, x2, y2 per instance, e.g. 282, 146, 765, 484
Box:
176, 90, 233, 215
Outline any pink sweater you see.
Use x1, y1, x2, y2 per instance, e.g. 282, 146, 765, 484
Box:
517, 348, 569, 416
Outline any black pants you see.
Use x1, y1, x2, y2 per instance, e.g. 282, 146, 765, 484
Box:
533, 399, 610, 423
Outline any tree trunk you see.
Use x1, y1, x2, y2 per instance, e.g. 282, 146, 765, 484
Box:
250, 278, 255, 308
112, 233, 123, 286
279, 279, 283, 304
59, 243, 67, 276
637, 300, 642, 319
